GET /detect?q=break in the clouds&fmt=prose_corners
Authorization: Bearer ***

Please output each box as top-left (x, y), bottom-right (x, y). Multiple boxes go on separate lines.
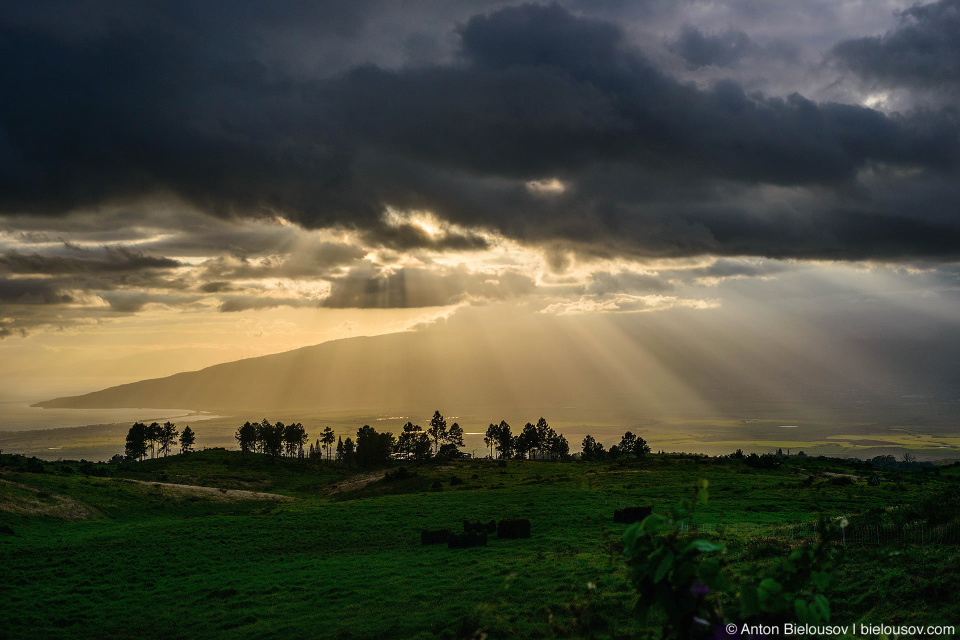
top-left (3, 0), bottom-right (960, 337)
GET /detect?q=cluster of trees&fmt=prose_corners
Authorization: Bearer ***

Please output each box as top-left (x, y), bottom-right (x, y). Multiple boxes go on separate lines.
top-left (235, 419), bottom-right (308, 458)
top-left (124, 422), bottom-right (195, 461)
top-left (327, 412), bottom-right (467, 468)
top-left (354, 412), bottom-right (465, 467)
top-left (483, 418), bottom-right (570, 460)
top-left (580, 431), bottom-right (651, 461)
top-left (308, 427), bottom-right (337, 461)
top-left (393, 411), bottom-right (464, 462)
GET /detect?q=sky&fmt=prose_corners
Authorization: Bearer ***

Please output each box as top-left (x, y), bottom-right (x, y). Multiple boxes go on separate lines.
top-left (2, 0), bottom-right (960, 405)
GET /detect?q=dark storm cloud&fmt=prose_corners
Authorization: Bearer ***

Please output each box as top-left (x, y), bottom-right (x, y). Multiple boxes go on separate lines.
top-left (1, 2), bottom-right (960, 261)
top-left (668, 26), bottom-right (755, 68)
top-left (0, 245), bottom-right (180, 274)
top-left (0, 278), bottom-right (74, 305)
top-left (831, 0), bottom-right (960, 91)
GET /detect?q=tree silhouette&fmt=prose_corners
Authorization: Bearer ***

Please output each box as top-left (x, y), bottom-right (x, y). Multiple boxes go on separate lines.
top-left (552, 433), bottom-right (570, 459)
top-left (619, 432), bottom-right (637, 457)
top-left (446, 422), bottom-right (464, 449)
top-left (146, 422), bottom-right (162, 458)
top-left (427, 411), bottom-right (447, 453)
top-left (494, 420), bottom-right (514, 459)
top-left (159, 422), bottom-right (179, 457)
top-left (282, 422), bottom-right (307, 458)
top-left (321, 427), bottom-right (335, 462)
top-left (179, 425), bottom-right (195, 454)
top-left (343, 437), bottom-right (356, 468)
top-left (235, 421), bottom-right (257, 456)
top-left (535, 417), bottom-right (551, 459)
top-left (125, 422), bottom-right (148, 461)
top-left (636, 436), bottom-right (651, 457)
top-left (616, 431), bottom-right (651, 458)
top-left (336, 437), bottom-right (344, 464)
top-left (581, 435), bottom-right (605, 461)
top-left (516, 422), bottom-right (539, 459)
top-left (484, 423), bottom-right (497, 458)
top-left (396, 422), bottom-right (431, 462)
top-left (356, 425), bottom-right (395, 467)
top-left (262, 420), bottom-right (284, 458)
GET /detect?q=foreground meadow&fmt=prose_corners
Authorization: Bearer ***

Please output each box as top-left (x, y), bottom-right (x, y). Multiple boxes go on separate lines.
top-left (2, 450), bottom-right (959, 639)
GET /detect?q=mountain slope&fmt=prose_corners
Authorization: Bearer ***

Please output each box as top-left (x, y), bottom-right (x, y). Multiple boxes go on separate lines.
top-left (34, 310), bottom-right (960, 420)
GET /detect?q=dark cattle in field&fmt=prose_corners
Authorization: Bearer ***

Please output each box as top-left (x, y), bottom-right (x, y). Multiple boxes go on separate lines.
top-left (463, 520), bottom-right (497, 534)
top-left (447, 531), bottom-right (487, 549)
top-left (614, 506), bottom-right (652, 524)
top-left (497, 518), bottom-right (531, 539)
top-left (421, 528), bottom-right (451, 545)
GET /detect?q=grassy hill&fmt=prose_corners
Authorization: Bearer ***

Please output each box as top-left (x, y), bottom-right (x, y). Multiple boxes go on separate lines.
top-left (2, 450), bottom-right (959, 639)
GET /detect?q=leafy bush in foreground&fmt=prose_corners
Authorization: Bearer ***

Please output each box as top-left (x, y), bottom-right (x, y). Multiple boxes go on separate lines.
top-left (623, 481), bottom-right (842, 639)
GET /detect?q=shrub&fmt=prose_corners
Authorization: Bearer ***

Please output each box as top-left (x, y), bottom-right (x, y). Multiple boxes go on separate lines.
top-left (622, 481), bottom-right (842, 638)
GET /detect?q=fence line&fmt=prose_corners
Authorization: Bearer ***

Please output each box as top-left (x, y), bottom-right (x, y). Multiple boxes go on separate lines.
top-left (672, 520), bottom-right (960, 546)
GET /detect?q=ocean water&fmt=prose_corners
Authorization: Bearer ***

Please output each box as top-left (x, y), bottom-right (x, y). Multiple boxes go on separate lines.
top-left (0, 377), bottom-right (211, 432)
top-left (0, 400), bottom-right (204, 432)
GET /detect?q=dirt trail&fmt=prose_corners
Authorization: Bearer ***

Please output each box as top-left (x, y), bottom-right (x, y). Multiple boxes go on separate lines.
top-left (326, 470), bottom-right (387, 495)
top-left (117, 478), bottom-right (293, 502)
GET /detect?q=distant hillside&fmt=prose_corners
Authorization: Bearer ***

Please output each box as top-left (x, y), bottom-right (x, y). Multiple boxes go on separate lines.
top-left (35, 327), bottom-right (645, 414)
top-left (35, 310), bottom-right (960, 420)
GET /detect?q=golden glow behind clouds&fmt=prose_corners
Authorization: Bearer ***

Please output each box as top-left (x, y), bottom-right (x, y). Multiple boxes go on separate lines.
top-left (3, 204), bottom-right (959, 408)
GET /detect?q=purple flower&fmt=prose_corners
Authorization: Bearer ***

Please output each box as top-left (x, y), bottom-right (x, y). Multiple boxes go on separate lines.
top-left (690, 580), bottom-right (711, 598)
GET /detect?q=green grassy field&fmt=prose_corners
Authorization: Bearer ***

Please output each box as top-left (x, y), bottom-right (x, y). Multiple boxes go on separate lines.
top-left (2, 450), bottom-right (959, 639)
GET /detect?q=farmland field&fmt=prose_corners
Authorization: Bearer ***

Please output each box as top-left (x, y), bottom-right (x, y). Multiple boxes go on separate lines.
top-left (2, 450), bottom-right (959, 639)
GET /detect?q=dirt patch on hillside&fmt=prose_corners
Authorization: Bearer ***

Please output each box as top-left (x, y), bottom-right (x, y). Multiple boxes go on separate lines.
top-left (822, 471), bottom-right (860, 481)
top-left (119, 479), bottom-right (293, 502)
top-left (326, 470), bottom-right (387, 495)
top-left (0, 479), bottom-right (100, 520)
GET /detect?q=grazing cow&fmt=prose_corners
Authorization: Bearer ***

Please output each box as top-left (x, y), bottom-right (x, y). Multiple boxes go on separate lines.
top-left (613, 506), bottom-right (653, 524)
top-left (447, 531), bottom-right (488, 549)
top-left (496, 518), bottom-right (531, 539)
top-left (421, 528), bottom-right (451, 545)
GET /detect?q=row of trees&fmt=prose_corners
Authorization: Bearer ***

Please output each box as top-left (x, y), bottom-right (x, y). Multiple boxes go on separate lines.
top-left (483, 418), bottom-right (570, 460)
top-left (123, 411), bottom-right (650, 468)
top-left (235, 419), bottom-right (308, 458)
top-left (125, 422), bottom-right (196, 461)
top-left (581, 431), bottom-right (651, 461)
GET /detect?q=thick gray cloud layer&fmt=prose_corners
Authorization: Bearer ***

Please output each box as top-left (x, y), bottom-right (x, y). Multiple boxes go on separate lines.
top-left (832, 0), bottom-right (960, 92)
top-left (0, 1), bottom-right (958, 263)
top-left (669, 26), bottom-right (756, 68)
